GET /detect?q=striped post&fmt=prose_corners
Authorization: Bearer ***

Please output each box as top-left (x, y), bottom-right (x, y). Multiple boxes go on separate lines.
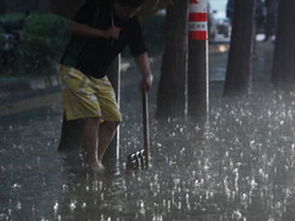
top-left (187, 0), bottom-right (209, 123)
top-left (189, 0), bottom-right (208, 40)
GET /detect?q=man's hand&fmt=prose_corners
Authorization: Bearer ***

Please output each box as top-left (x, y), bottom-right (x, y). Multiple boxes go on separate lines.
top-left (142, 74), bottom-right (153, 91)
top-left (104, 26), bottom-right (121, 39)
top-left (136, 53), bottom-right (153, 92)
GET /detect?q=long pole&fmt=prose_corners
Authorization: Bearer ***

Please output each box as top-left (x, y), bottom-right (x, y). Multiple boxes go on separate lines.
top-left (104, 55), bottom-right (121, 162)
top-left (142, 89), bottom-right (150, 168)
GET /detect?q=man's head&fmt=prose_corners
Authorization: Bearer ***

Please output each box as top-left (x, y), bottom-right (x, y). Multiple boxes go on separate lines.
top-left (113, 0), bottom-right (145, 20)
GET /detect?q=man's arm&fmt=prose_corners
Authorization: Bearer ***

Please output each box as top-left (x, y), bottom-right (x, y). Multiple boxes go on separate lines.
top-left (70, 21), bottom-right (121, 39)
top-left (135, 52), bottom-right (153, 91)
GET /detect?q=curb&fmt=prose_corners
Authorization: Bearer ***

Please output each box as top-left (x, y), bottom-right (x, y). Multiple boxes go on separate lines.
top-left (0, 75), bottom-right (62, 117)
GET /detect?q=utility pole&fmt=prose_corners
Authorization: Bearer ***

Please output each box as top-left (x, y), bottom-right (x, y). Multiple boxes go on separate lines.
top-left (187, 0), bottom-right (209, 124)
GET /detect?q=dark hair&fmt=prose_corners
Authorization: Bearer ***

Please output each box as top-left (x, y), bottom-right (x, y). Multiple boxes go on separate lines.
top-left (115, 0), bottom-right (145, 8)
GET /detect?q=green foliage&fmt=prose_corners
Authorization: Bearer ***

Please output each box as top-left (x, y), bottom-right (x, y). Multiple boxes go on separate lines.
top-left (0, 13), bottom-right (24, 23)
top-left (19, 13), bottom-right (71, 74)
top-left (0, 32), bottom-right (4, 58)
top-left (0, 12), bottom-right (70, 76)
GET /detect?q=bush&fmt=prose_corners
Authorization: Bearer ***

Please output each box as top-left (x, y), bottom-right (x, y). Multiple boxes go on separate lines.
top-left (0, 12), bottom-right (70, 76)
top-left (19, 13), bottom-right (70, 75)
top-left (0, 14), bottom-right (22, 73)
top-left (0, 13), bottom-right (24, 23)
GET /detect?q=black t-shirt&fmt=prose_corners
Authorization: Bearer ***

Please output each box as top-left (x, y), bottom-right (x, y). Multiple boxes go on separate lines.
top-left (61, 0), bottom-right (147, 78)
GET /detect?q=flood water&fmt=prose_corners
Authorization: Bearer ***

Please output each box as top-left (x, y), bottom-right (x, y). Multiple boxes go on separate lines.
top-left (2, 86), bottom-right (295, 221)
top-left (1, 43), bottom-right (295, 221)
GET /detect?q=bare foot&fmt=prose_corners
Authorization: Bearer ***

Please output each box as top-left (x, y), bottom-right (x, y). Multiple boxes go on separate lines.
top-left (88, 159), bottom-right (105, 173)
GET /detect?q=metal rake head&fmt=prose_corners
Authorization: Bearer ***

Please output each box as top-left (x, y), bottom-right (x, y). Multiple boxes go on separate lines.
top-left (126, 149), bottom-right (147, 170)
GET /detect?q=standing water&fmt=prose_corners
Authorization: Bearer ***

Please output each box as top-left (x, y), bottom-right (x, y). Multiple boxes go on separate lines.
top-left (2, 84), bottom-right (295, 220)
top-left (1, 10), bottom-right (295, 220)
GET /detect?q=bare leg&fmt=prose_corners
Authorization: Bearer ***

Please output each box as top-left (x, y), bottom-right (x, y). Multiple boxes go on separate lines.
top-left (83, 118), bottom-right (105, 172)
top-left (97, 121), bottom-right (120, 162)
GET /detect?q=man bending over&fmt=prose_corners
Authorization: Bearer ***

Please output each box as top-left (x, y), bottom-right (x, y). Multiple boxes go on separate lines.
top-left (59, 0), bottom-right (153, 172)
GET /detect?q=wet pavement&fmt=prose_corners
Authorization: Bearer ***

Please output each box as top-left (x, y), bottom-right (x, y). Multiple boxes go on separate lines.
top-left (1, 41), bottom-right (295, 221)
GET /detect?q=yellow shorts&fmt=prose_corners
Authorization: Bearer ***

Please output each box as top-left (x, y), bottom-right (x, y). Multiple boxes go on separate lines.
top-left (59, 65), bottom-right (122, 122)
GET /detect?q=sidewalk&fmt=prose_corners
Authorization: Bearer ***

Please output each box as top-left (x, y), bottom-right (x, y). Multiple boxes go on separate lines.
top-left (0, 74), bottom-right (61, 117)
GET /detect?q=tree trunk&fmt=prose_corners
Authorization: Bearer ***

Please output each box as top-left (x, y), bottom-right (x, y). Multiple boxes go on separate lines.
top-left (57, 115), bottom-right (84, 152)
top-left (223, 0), bottom-right (256, 96)
top-left (156, 0), bottom-right (188, 120)
top-left (271, 0), bottom-right (295, 89)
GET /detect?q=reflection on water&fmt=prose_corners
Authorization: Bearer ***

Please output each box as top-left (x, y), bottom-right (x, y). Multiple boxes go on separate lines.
top-left (1, 90), bottom-right (295, 221)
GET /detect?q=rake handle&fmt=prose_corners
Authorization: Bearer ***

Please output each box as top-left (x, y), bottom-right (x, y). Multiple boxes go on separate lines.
top-left (142, 89), bottom-right (150, 168)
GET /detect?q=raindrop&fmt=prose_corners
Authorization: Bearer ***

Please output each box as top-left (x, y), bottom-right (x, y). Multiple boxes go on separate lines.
top-left (250, 140), bottom-right (255, 148)
top-left (12, 183), bottom-right (21, 190)
top-left (69, 200), bottom-right (77, 211)
top-left (178, 201), bottom-right (182, 210)
top-left (241, 193), bottom-right (247, 201)
top-left (62, 184), bottom-right (68, 192)
top-left (53, 201), bottom-right (59, 212)
top-left (16, 201), bottom-right (22, 210)
top-left (139, 200), bottom-right (146, 215)
top-left (275, 201), bottom-right (282, 210)
top-left (156, 143), bottom-right (162, 147)
top-left (232, 209), bottom-right (243, 220)
top-left (180, 147), bottom-right (185, 156)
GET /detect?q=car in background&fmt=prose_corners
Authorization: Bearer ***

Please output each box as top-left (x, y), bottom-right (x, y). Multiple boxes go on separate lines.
top-left (208, 8), bottom-right (232, 41)
top-left (216, 17), bottom-right (231, 38)
top-left (208, 4), bottom-right (218, 41)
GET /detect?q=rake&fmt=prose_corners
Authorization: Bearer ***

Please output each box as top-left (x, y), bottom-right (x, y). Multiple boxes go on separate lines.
top-left (126, 89), bottom-right (150, 170)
